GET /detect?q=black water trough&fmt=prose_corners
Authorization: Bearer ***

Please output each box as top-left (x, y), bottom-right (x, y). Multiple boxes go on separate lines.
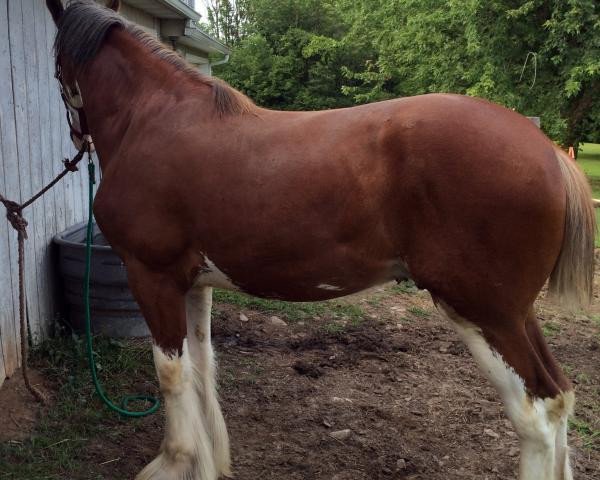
top-left (54, 222), bottom-right (149, 337)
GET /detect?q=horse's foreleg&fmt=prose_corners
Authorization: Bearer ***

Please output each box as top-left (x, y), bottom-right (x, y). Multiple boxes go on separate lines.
top-left (127, 264), bottom-right (217, 480)
top-left (186, 286), bottom-right (231, 477)
top-left (436, 301), bottom-right (574, 480)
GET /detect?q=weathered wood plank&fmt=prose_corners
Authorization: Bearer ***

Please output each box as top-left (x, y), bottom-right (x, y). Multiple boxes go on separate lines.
top-left (42, 3), bottom-right (67, 335)
top-left (9, 0), bottom-right (41, 352)
top-left (21, 0), bottom-right (48, 341)
top-left (1, 0), bottom-right (23, 376)
top-left (0, 0), bottom-right (15, 383)
top-left (33, 0), bottom-right (56, 338)
top-left (60, 84), bottom-right (77, 228)
top-left (44, 9), bottom-right (68, 235)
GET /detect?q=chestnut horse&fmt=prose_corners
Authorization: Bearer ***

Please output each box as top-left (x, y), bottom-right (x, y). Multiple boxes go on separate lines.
top-left (46, 2), bottom-right (595, 479)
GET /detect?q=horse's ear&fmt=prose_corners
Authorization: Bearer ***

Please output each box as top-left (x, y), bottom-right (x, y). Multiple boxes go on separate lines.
top-left (106, 0), bottom-right (121, 12)
top-left (46, 0), bottom-right (64, 25)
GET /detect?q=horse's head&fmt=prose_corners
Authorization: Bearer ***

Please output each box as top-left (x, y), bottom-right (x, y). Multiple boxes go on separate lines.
top-left (46, 0), bottom-right (121, 152)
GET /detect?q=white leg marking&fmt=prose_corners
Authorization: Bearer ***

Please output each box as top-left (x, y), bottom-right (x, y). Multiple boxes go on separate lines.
top-left (554, 391), bottom-right (574, 480)
top-left (194, 255), bottom-right (239, 290)
top-left (136, 339), bottom-right (217, 480)
top-left (437, 303), bottom-right (573, 480)
top-left (317, 284), bottom-right (343, 291)
top-left (186, 287), bottom-right (231, 477)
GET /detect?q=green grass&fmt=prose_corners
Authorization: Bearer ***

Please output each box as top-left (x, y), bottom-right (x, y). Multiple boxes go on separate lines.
top-left (569, 417), bottom-right (600, 451)
top-left (0, 335), bottom-right (158, 479)
top-left (577, 143), bottom-right (600, 247)
top-left (407, 306), bottom-right (430, 318)
top-left (541, 320), bottom-right (561, 337)
top-left (388, 280), bottom-right (419, 295)
top-left (577, 142), bottom-right (600, 175)
top-left (213, 289), bottom-right (364, 322)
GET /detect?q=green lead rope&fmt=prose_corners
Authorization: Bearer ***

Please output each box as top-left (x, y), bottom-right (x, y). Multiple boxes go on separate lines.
top-left (84, 159), bottom-right (160, 417)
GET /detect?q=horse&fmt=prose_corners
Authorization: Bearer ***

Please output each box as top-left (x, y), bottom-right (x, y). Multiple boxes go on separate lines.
top-left (45, 2), bottom-right (595, 479)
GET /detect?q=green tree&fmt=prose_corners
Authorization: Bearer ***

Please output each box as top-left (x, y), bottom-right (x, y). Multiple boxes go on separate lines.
top-left (341, 0), bottom-right (599, 146)
top-left (206, 0), bottom-right (599, 145)
top-left (210, 0), bottom-right (368, 110)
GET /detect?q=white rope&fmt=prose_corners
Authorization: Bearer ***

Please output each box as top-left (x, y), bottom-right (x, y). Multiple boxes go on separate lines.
top-left (519, 51), bottom-right (537, 90)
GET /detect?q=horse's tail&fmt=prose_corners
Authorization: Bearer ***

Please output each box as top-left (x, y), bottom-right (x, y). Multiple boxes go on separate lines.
top-left (548, 148), bottom-right (596, 307)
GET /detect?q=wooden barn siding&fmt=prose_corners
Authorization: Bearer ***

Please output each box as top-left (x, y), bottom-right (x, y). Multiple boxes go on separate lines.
top-left (0, 1), bottom-right (93, 387)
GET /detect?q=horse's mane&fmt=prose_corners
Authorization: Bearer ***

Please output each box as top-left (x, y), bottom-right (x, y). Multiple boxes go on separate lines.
top-left (54, 0), bottom-right (254, 116)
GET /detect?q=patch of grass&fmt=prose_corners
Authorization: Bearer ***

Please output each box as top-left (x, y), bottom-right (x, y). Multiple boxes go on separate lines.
top-left (236, 358), bottom-right (264, 385)
top-left (0, 334), bottom-right (158, 479)
top-left (366, 298), bottom-right (381, 307)
top-left (569, 417), bottom-right (600, 451)
top-left (407, 306), bottom-right (430, 318)
top-left (213, 289), bottom-right (364, 322)
top-left (322, 322), bottom-right (346, 335)
top-left (575, 372), bottom-right (591, 385)
top-left (577, 143), bottom-right (600, 247)
top-left (578, 142), bottom-right (600, 167)
top-left (542, 321), bottom-right (561, 337)
top-left (389, 280), bottom-right (419, 295)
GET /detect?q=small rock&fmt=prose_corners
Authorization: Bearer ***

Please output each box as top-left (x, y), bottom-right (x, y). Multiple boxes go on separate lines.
top-left (329, 429), bottom-right (352, 440)
top-left (239, 313), bottom-right (249, 322)
top-left (396, 459), bottom-right (407, 470)
top-left (331, 397), bottom-right (353, 404)
top-left (508, 447), bottom-right (519, 457)
top-left (323, 418), bottom-right (332, 428)
top-left (270, 316), bottom-right (287, 327)
top-left (484, 428), bottom-right (500, 439)
top-left (390, 306), bottom-right (406, 312)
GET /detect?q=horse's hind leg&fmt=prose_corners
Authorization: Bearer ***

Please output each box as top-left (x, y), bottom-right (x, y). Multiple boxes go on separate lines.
top-left (185, 286), bottom-right (231, 477)
top-left (525, 312), bottom-right (574, 480)
top-left (127, 263), bottom-right (217, 480)
top-left (436, 301), bottom-right (574, 480)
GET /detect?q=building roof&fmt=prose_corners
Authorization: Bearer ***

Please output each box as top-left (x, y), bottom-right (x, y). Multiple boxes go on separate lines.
top-left (125, 0), bottom-right (199, 21)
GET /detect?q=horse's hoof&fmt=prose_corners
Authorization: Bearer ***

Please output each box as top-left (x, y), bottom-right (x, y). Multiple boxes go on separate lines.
top-left (218, 465), bottom-right (234, 478)
top-left (135, 451), bottom-right (217, 480)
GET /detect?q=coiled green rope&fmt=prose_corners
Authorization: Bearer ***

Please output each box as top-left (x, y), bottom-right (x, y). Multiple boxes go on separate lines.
top-left (84, 158), bottom-right (160, 417)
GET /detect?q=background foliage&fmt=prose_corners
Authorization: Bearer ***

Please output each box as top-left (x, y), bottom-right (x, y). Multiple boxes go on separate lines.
top-left (204, 0), bottom-right (599, 147)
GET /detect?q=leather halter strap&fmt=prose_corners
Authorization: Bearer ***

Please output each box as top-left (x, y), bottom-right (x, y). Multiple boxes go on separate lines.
top-left (55, 65), bottom-right (95, 151)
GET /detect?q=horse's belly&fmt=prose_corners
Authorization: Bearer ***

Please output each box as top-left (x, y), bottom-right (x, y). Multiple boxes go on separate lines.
top-left (193, 252), bottom-right (410, 302)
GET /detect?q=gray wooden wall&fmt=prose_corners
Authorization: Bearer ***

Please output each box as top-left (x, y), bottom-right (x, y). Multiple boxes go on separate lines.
top-left (0, 0), bottom-right (91, 387)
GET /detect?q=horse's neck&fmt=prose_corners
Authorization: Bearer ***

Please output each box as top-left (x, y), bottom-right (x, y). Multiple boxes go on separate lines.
top-left (77, 30), bottom-right (212, 170)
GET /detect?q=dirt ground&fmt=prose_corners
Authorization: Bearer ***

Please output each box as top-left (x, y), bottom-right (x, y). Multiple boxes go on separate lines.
top-left (1, 277), bottom-right (599, 479)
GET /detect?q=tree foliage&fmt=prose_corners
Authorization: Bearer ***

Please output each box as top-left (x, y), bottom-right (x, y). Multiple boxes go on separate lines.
top-left (206, 0), bottom-right (599, 145)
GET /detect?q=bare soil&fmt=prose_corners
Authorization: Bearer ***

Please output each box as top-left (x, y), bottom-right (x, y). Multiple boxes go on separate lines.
top-left (0, 370), bottom-right (46, 443)
top-left (1, 281), bottom-right (599, 479)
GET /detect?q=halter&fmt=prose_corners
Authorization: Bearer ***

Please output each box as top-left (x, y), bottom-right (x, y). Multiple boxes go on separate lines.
top-left (55, 64), bottom-right (95, 152)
